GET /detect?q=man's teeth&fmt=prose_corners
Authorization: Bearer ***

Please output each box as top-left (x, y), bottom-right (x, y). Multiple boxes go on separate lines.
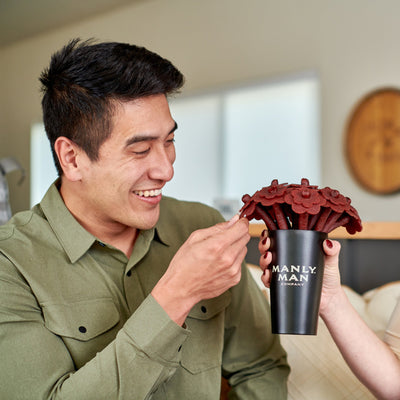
top-left (135, 189), bottom-right (162, 197)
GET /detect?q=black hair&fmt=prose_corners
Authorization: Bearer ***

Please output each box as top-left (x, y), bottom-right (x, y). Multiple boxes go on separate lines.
top-left (39, 38), bottom-right (185, 175)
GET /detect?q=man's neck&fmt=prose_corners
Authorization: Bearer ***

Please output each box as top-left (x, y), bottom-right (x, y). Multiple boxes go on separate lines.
top-left (59, 181), bottom-right (138, 258)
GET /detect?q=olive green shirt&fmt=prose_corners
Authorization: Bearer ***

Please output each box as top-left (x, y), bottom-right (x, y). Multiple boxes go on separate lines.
top-left (0, 183), bottom-right (289, 399)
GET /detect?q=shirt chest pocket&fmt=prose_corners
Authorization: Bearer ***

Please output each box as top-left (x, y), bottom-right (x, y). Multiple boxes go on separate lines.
top-left (180, 292), bottom-right (231, 374)
top-left (42, 298), bottom-right (120, 341)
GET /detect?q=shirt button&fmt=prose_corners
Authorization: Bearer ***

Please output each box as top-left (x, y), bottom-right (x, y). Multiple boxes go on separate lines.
top-left (201, 306), bottom-right (207, 313)
top-left (79, 326), bottom-right (87, 333)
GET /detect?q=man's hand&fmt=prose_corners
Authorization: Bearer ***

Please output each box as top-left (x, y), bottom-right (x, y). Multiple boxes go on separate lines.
top-left (258, 230), bottom-right (342, 315)
top-left (151, 215), bottom-right (250, 325)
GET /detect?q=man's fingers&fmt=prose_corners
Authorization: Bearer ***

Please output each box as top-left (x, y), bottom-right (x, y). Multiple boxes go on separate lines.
top-left (196, 215), bottom-right (247, 240)
top-left (205, 217), bottom-right (250, 248)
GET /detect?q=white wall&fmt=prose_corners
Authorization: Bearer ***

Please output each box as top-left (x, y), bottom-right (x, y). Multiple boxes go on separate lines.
top-left (1, 0), bottom-right (400, 221)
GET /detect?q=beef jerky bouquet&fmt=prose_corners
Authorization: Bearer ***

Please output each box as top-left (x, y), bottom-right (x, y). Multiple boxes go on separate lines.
top-left (239, 178), bottom-right (362, 234)
top-left (240, 178), bottom-right (362, 335)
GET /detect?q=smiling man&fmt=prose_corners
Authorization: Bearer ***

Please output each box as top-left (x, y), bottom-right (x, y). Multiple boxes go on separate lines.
top-left (0, 39), bottom-right (289, 399)
top-left (57, 94), bottom-right (177, 256)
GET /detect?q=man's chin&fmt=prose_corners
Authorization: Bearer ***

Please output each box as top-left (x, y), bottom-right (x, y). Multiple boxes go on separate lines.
top-left (130, 209), bottom-right (160, 231)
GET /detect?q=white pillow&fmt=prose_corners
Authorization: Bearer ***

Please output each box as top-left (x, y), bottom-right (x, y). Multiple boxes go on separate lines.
top-left (363, 282), bottom-right (400, 337)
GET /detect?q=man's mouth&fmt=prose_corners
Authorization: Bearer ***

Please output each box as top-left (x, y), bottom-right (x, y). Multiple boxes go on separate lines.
top-left (133, 189), bottom-right (162, 198)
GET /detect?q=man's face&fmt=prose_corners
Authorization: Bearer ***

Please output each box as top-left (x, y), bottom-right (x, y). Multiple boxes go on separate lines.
top-left (76, 94), bottom-right (176, 232)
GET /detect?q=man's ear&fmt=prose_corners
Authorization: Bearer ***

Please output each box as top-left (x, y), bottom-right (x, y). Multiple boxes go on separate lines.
top-left (54, 137), bottom-right (85, 181)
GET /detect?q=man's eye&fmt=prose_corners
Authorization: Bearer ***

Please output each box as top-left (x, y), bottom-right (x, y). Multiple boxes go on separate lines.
top-left (132, 148), bottom-right (150, 155)
top-left (166, 133), bottom-right (175, 145)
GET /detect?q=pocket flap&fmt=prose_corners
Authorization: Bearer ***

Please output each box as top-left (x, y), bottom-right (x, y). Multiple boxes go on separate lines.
top-left (181, 292), bottom-right (231, 374)
top-left (42, 298), bottom-right (120, 341)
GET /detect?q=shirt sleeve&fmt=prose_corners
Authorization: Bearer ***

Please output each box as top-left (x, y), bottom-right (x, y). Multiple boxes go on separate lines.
top-left (222, 262), bottom-right (290, 399)
top-left (0, 255), bottom-right (189, 400)
top-left (384, 297), bottom-right (400, 359)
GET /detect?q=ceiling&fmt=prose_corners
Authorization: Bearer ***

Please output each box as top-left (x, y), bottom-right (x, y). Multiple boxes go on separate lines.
top-left (0, 0), bottom-right (145, 48)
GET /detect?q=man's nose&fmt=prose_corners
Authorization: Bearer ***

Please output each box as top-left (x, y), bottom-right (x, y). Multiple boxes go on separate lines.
top-left (149, 147), bottom-right (175, 182)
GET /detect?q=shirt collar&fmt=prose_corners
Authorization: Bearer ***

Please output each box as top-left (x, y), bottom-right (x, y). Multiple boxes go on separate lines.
top-left (40, 180), bottom-right (97, 263)
top-left (40, 181), bottom-right (171, 262)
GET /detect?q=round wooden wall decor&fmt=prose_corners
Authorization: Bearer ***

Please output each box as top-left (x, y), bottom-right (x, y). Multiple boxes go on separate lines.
top-left (345, 87), bottom-right (400, 194)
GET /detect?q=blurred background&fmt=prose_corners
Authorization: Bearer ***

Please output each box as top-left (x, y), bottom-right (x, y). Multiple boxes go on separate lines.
top-left (1, 0), bottom-right (400, 222)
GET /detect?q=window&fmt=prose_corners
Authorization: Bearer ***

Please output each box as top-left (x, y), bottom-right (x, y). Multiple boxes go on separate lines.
top-left (167, 72), bottom-right (320, 218)
top-left (30, 123), bottom-right (57, 207)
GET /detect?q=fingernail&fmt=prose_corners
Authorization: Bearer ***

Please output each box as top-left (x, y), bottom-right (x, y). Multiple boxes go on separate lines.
top-left (326, 239), bottom-right (333, 248)
top-left (227, 214), bottom-right (240, 226)
top-left (263, 251), bottom-right (269, 259)
top-left (229, 213), bottom-right (239, 222)
top-left (261, 229), bottom-right (267, 238)
top-left (262, 237), bottom-right (268, 245)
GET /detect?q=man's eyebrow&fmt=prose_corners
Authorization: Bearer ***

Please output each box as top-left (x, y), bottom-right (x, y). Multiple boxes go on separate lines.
top-left (124, 121), bottom-right (178, 147)
top-left (171, 121), bottom-right (178, 133)
top-left (169, 121), bottom-right (178, 135)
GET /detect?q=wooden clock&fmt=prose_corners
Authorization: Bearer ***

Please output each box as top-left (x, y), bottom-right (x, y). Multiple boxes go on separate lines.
top-left (345, 88), bottom-right (400, 194)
